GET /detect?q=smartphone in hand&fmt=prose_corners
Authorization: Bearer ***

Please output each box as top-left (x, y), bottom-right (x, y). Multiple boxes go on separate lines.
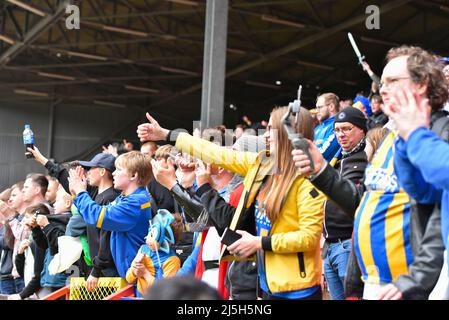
top-left (220, 228), bottom-right (242, 246)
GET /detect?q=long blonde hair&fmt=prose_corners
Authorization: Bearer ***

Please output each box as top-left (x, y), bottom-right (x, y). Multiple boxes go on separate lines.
top-left (258, 106), bottom-right (314, 223)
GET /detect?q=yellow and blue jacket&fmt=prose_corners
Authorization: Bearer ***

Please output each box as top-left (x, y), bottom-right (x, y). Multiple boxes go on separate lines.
top-left (354, 131), bottom-right (412, 284)
top-left (174, 132), bottom-right (325, 294)
top-left (126, 244), bottom-right (180, 295)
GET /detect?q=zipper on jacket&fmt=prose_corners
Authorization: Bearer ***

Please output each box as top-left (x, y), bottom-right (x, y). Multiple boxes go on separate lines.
top-left (323, 158), bottom-right (345, 241)
top-left (323, 199), bottom-right (329, 239)
top-left (228, 261), bottom-right (234, 299)
top-left (298, 252), bottom-right (306, 278)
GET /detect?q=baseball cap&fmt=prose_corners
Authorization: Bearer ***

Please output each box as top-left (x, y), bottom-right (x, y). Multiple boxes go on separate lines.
top-left (79, 153), bottom-right (116, 172)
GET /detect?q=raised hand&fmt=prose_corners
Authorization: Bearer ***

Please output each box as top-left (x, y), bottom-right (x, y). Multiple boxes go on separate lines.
top-left (151, 158), bottom-right (177, 190)
top-left (195, 160), bottom-right (211, 188)
top-left (291, 140), bottom-right (325, 176)
top-left (26, 145), bottom-right (48, 166)
top-left (36, 214), bottom-right (50, 228)
top-left (18, 239), bottom-right (30, 254)
top-left (123, 139), bottom-right (134, 152)
top-left (24, 214), bottom-right (37, 229)
top-left (68, 166), bottom-right (88, 196)
top-left (382, 85), bottom-right (430, 141)
top-left (0, 200), bottom-right (15, 221)
top-left (361, 61), bottom-right (373, 76)
top-left (136, 113), bottom-right (170, 142)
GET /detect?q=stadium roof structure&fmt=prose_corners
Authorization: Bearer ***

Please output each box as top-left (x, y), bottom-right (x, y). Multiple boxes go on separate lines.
top-left (0, 0), bottom-right (448, 126)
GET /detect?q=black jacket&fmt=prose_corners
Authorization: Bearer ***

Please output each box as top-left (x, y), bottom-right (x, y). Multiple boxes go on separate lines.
top-left (39, 213), bottom-right (72, 256)
top-left (45, 160), bottom-right (118, 278)
top-left (0, 225), bottom-right (14, 280)
top-left (394, 202), bottom-right (444, 299)
top-left (225, 260), bottom-right (258, 300)
top-left (169, 183), bottom-right (208, 231)
top-left (147, 179), bottom-right (176, 213)
top-left (195, 183), bottom-right (256, 237)
top-left (367, 110), bottom-right (388, 130)
top-left (195, 183), bottom-right (258, 300)
top-left (86, 187), bottom-right (119, 278)
top-left (323, 149), bottom-right (367, 241)
top-left (16, 229), bottom-right (46, 299)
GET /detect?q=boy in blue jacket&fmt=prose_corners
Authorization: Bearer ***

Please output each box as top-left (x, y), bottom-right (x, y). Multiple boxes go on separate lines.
top-left (68, 151), bottom-right (153, 278)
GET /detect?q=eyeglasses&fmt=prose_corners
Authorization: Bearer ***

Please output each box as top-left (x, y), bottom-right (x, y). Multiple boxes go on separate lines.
top-left (379, 76), bottom-right (411, 90)
top-left (334, 126), bottom-right (354, 135)
top-left (316, 103), bottom-right (330, 109)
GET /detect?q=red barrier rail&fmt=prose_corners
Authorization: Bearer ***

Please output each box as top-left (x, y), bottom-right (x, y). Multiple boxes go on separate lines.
top-left (42, 286), bottom-right (70, 300)
top-left (104, 284), bottom-right (135, 300)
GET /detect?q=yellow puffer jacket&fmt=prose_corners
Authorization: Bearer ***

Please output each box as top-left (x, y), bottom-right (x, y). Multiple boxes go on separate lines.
top-left (175, 132), bottom-right (325, 294)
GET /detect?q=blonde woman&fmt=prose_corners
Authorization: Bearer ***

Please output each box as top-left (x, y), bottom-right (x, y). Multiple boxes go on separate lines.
top-left (137, 107), bottom-right (325, 300)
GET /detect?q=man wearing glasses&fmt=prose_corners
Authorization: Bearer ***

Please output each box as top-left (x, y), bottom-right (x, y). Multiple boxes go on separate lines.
top-left (321, 107), bottom-right (368, 300)
top-left (293, 46), bottom-right (448, 300)
top-left (314, 93), bottom-right (341, 162)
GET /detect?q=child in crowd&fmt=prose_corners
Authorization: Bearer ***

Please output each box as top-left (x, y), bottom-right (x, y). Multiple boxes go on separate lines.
top-left (126, 209), bottom-right (183, 296)
top-left (68, 151), bottom-right (153, 279)
top-left (12, 203), bottom-right (69, 299)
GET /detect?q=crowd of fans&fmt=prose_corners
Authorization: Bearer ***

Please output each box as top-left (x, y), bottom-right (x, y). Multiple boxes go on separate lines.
top-left (0, 45), bottom-right (448, 300)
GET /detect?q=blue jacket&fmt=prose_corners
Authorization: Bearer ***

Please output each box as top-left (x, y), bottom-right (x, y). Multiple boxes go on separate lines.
top-left (177, 240), bottom-right (200, 276)
top-left (394, 128), bottom-right (449, 271)
top-left (73, 187), bottom-right (152, 278)
top-left (314, 116), bottom-right (341, 162)
top-left (40, 248), bottom-right (68, 288)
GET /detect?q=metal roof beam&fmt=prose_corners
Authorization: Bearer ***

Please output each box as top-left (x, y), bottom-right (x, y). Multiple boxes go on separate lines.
top-left (0, 0), bottom-right (71, 67)
top-left (148, 0), bottom-right (411, 109)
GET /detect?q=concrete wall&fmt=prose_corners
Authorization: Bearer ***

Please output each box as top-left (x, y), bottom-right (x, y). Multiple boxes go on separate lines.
top-left (0, 101), bottom-right (139, 191)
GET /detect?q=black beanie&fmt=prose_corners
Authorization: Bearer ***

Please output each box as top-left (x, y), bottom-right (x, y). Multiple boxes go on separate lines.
top-left (334, 107), bottom-right (367, 133)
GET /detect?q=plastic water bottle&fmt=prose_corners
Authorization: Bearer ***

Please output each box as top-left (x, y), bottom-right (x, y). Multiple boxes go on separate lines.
top-left (23, 124), bottom-right (35, 159)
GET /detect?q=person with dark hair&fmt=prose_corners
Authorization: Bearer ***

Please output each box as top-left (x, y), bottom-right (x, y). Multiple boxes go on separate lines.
top-left (28, 147), bottom-right (120, 283)
top-left (22, 174), bottom-right (52, 213)
top-left (367, 95), bottom-right (388, 130)
top-left (321, 107), bottom-right (368, 300)
top-left (103, 141), bottom-right (130, 157)
top-left (443, 63), bottom-right (449, 112)
top-left (143, 275), bottom-right (221, 300)
top-left (9, 203), bottom-right (68, 300)
top-left (77, 153), bottom-right (120, 291)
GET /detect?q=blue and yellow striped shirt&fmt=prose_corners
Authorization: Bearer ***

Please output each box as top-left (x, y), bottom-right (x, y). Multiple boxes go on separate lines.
top-left (354, 132), bottom-right (412, 284)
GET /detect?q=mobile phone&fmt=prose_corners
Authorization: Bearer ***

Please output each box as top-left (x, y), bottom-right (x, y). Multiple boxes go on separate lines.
top-left (220, 228), bottom-right (242, 246)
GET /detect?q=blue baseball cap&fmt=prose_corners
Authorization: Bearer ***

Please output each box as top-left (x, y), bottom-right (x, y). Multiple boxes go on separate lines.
top-left (79, 153), bottom-right (116, 172)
